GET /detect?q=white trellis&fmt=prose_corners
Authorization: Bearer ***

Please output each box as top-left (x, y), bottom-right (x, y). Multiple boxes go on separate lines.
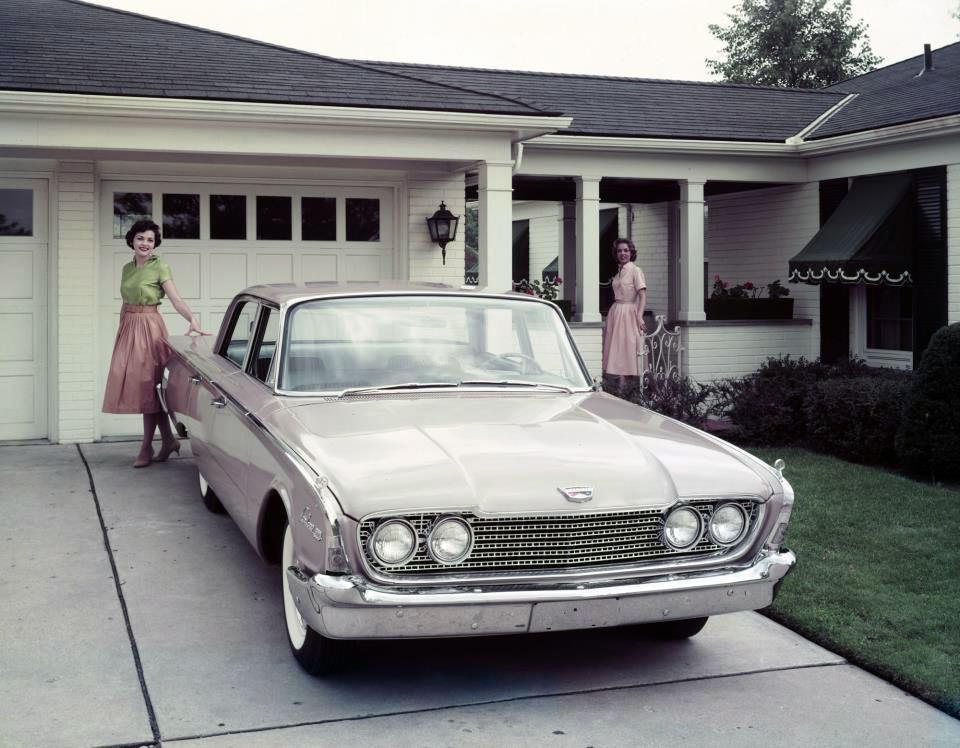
top-left (640, 315), bottom-right (683, 390)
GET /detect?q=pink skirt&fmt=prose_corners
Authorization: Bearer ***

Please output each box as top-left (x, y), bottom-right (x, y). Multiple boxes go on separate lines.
top-left (102, 304), bottom-right (172, 414)
top-left (603, 301), bottom-right (645, 376)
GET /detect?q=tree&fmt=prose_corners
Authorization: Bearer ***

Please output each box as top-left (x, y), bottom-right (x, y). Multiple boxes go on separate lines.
top-left (707, 0), bottom-right (881, 88)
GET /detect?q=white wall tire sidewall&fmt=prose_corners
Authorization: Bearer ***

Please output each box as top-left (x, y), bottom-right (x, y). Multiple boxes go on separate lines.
top-left (282, 524), bottom-right (308, 650)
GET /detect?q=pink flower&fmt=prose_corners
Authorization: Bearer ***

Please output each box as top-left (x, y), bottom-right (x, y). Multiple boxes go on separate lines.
top-left (743, 282), bottom-right (754, 290)
top-left (555, 277), bottom-right (563, 284)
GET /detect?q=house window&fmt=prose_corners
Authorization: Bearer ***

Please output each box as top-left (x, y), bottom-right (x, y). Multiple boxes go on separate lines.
top-left (113, 192), bottom-right (152, 238)
top-left (345, 198), bottom-right (380, 241)
top-left (162, 193), bottom-right (200, 239)
top-left (866, 285), bottom-right (912, 352)
top-left (256, 196), bottom-right (292, 240)
top-left (0, 189), bottom-right (33, 236)
top-left (210, 194), bottom-right (246, 240)
top-left (301, 197), bottom-right (336, 241)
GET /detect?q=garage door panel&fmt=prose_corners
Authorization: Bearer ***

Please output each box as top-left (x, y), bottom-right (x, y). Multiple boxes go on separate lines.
top-left (343, 253), bottom-right (383, 282)
top-left (255, 253), bottom-right (294, 284)
top-left (301, 253), bottom-right (338, 281)
top-left (0, 250), bottom-right (34, 298)
top-left (0, 375), bottom-right (34, 424)
top-left (163, 252), bottom-right (201, 299)
top-left (0, 313), bottom-right (34, 361)
top-left (210, 254), bottom-right (248, 299)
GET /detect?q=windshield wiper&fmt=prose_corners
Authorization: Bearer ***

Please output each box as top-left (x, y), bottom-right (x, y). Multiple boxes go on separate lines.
top-left (459, 379), bottom-right (574, 393)
top-left (338, 382), bottom-right (459, 399)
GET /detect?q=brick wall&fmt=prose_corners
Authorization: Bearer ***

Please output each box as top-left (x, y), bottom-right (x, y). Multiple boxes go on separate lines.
top-left (948, 164), bottom-right (960, 324)
top-left (56, 161), bottom-right (98, 442)
top-left (407, 173), bottom-right (467, 286)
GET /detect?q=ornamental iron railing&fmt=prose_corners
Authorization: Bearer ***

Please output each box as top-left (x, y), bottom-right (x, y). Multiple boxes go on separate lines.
top-left (640, 314), bottom-right (683, 391)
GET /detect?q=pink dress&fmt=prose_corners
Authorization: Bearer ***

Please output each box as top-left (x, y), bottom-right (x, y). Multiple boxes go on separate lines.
top-left (603, 262), bottom-right (647, 376)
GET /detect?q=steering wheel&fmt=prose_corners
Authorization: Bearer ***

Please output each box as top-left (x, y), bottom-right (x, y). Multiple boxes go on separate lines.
top-left (480, 351), bottom-right (542, 375)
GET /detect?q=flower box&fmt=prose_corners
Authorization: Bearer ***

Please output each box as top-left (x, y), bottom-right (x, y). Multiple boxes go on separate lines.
top-left (704, 298), bottom-right (794, 320)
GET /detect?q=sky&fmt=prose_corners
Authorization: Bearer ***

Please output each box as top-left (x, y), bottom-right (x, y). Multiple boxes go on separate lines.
top-left (88, 0), bottom-right (960, 82)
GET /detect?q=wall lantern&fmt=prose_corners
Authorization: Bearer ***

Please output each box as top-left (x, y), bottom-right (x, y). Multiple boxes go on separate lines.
top-left (425, 201), bottom-right (459, 265)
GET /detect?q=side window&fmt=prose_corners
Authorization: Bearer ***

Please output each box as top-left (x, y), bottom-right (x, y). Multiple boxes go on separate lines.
top-left (220, 300), bottom-right (257, 368)
top-left (248, 307), bottom-right (280, 384)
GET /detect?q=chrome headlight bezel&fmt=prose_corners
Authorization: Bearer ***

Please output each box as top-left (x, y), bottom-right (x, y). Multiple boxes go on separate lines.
top-left (368, 519), bottom-right (418, 567)
top-left (708, 502), bottom-right (747, 546)
top-left (427, 516), bottom-right (474, 565)
top-left (663, 506), bottom-right (703, 550)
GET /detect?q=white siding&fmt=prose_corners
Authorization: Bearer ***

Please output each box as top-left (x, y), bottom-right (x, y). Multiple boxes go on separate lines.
top-left (948, 164), bottom-right (960, 325)
top-left (570, 324), bottom-right (602, 380)
top-left (407, 173), bottom-right (466, 286)
top-left (684, 323), bottom-right (815, 382)
top-left (56, 161), bottom-right (98, 442)
top-left (630, 202), bottom-right (669, 318)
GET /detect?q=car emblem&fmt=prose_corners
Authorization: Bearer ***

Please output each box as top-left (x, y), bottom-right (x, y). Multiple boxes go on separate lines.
top-left (558, 486), bottom-right (594, 503)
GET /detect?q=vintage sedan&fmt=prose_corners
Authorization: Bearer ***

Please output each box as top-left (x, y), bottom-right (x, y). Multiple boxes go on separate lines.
top-left (160, 282), bottom-right (796, 675)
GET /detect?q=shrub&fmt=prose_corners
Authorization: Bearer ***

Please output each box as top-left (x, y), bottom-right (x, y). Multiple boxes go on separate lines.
top-left (896, 323), bottom-right (960, 481)
top-left (621, 375), bottom-right (716, 430)
top-left (804, 375), bottom-right (912, 464)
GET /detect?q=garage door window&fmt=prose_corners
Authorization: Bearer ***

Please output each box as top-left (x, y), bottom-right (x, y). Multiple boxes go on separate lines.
top-left (302, 197), bottom-right (336, 241)
top-left (256, 196), bottom-right (292, 240)
top-left (210, 194), bottom-right (246, 240)
top-left (162, 193), bottom-right (200, 239)
top-left (113, 192), bottom-right (152, 238)
top-left (346, 198), bottom-right (380, 241)
top-left (0, 189), bottom-right (33, 236)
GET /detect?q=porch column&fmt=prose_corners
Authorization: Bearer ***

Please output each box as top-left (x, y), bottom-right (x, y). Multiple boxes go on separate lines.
top-left (561, 201), bottom-right (576, 301)
top-left (679, 179), bottom-right (707, 322)
top-left (575, 176), bottom-right (601, 323)
top-left (477, 161), bottom-right (513, 291)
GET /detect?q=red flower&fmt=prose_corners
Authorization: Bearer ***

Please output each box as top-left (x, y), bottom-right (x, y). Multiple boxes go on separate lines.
top-left (743, 282), bottom-right (754, 290)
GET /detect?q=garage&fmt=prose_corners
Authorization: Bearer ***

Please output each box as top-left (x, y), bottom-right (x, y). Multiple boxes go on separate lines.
top-left (0, 179), bottom-right (48, 441)
top-left (98, 180), bottom-right (397, 436)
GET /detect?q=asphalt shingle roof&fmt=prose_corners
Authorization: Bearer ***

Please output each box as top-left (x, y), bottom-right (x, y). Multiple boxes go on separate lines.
top-left (362, 61), bottom-right (847, 142)
top-left (809, 41), bottom-right (960, 139)
top-left (0, 0), bottom-right (554, 116)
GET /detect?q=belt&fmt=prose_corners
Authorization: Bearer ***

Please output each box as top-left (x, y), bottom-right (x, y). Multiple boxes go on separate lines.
top-left (122, 303), bottom-right (160, 313)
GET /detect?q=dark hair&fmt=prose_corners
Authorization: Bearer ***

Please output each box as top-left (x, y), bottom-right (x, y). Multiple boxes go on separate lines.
top-left (612, 237), bottom-right (636, 261)
top-left (125, 220), bottom-right (162, 249)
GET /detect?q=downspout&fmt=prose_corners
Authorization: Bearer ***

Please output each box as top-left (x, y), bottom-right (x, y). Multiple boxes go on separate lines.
top-left (512, 141), bottom-right (524, 174)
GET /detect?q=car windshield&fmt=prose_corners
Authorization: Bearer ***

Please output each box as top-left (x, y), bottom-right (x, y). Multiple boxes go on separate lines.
top-left (280, 295), bottom-right (591, 393)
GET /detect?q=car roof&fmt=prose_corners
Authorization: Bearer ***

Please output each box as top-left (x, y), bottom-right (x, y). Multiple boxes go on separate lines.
top-left (241, 281), bottom-right (519, 306)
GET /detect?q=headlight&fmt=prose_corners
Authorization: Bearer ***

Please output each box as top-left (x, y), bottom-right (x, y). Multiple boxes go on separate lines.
top-left (709, 503), bottom-right (747, 545)
top-left (369, 520), bottom-right (417, 566)
top-left (663, 506), bottom-right (702, 550)
top-left (427, 517), bottom-right (473, 564)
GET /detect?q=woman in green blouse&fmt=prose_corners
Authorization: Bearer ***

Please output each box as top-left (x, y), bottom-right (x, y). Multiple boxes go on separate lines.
top-left (102, 220), bottom-right (205, 467)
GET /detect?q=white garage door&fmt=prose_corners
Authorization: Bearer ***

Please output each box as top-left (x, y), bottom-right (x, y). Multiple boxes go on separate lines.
top-left (99, 181), bottom-right (396, 436)
top-left (0, 179), bottom-right (47, 441)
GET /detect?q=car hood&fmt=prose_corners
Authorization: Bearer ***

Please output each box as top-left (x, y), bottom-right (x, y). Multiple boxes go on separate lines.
top-left (267, 392), bottom-right (777, 518)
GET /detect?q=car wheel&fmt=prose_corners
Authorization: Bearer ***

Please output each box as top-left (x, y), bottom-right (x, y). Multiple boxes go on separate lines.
top-left (198, 472), bottom-right (225, 514)
top-left (281, 521), bottom-right (346, 675)
top-left (645, 616), bottom-right (709, 639)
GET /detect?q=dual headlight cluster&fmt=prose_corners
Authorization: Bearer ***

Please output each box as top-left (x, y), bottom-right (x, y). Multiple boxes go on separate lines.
top-left (369, 516), bottom-right (473, 567)
top-left (662, 503), bottom-right (747, 551)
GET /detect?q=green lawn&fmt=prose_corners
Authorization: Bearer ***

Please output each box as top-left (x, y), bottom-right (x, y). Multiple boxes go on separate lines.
top-left (752, 447), bottom-right (960, 718)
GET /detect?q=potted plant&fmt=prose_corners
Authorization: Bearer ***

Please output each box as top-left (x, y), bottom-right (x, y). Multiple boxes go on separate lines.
top-left (516, 277), bottom-right (572, 320)
top-left (705, 276), bottom-right (794, 320)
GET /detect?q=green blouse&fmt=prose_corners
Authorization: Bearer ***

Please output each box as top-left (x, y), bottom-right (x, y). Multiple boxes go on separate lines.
top-left (120, 256), bottom-right (172, 306)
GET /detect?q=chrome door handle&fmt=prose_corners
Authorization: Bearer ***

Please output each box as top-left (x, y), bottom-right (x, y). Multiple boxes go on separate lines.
top-left (211, 396), bottom-right (226, 408)
top-left (190, 375), bottom-right (202, 385)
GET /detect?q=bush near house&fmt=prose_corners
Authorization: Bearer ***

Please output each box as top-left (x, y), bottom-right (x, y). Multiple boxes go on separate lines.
top-left (896, 323), bottom-right (960, 481)
top-left (621, 375), bottom-right (715, 430)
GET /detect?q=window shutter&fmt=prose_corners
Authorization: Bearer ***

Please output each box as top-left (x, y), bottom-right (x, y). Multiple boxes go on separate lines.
top-left (819, 179), bottom-right (850, 363)
top-left (912, 168), bottom-right (947, 367)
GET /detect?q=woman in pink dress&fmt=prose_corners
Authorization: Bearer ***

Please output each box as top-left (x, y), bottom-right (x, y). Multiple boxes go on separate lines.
top-left (102, 220), bottom-right (206, 467)
top-left (602, 238), bottom-right (647, 393)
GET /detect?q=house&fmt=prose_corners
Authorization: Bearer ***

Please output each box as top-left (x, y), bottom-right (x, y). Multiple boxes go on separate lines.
top-left (1, 0), bottom-right (957, 443)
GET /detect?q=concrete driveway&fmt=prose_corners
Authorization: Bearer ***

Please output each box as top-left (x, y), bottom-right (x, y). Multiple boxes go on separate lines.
top-left (2, 441), bottom-right (958, 747)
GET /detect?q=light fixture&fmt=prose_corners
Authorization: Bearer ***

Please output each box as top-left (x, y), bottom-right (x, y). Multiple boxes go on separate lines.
top-left (425, 201), bottom-right (459, 265)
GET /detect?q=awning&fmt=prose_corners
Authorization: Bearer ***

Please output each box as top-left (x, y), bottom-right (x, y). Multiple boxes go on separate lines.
top-left (788, 172), bottom-right (913, 286)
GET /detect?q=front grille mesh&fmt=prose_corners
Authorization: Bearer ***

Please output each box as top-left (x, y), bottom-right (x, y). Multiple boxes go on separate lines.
top-left (358, 500), bottom-right (760, 577)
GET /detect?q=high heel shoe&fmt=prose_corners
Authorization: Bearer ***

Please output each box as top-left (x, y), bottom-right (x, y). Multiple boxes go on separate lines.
top-left (133, 447), bottom-right (154, 468)
top-left (155, 439), bottom-right (181, 463)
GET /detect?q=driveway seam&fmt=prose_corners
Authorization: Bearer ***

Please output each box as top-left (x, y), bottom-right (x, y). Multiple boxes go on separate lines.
top-left (77, 444), bottom-right (162, 745)
top-left (160, 660), bottom-right (848, 743)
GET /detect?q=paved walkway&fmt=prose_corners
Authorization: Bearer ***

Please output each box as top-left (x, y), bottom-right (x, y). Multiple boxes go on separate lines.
top-left (2, 442), bottom-right (958, 747)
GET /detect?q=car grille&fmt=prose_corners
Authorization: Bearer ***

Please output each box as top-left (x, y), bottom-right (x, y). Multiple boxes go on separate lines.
top-left (357, 499), bottom-right (761, 578)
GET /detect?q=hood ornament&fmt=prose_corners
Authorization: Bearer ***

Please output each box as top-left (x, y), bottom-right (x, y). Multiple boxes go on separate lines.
top-left (558, 486), bottom-right (594, 503)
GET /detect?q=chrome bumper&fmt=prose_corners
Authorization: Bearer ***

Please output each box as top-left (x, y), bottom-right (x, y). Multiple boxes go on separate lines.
top-left (286, 549), bottom-right (795, 639)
